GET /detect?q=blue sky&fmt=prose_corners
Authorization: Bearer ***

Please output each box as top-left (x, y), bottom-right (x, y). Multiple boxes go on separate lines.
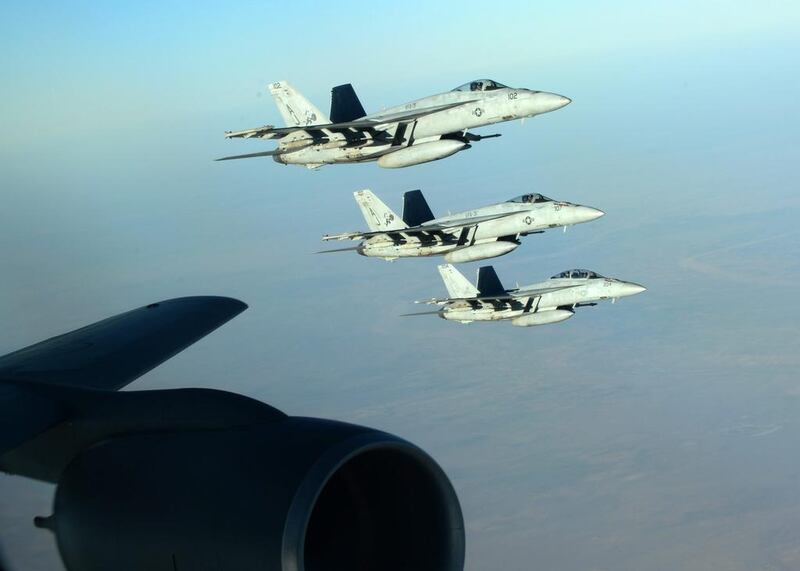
top-left (1, 2), bottom-right (800, 569)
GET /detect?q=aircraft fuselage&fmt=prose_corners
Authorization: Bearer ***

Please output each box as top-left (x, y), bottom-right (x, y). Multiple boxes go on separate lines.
top-left (442, 277), bottom-right (646, 324)
top-left (275, 87), bottom-right (569, 167)
top-left (360, 200), bottom-right (600, 262)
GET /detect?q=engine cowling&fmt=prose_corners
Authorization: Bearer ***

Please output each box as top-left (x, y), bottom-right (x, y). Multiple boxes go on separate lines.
top-left (49, 416), bottom-right (464, 571)
top-left (511, 309), bottom-right (574, 327)
top-left (444, 241), bottom-right (519, 263)
top-left (377, 140), bottom-right (468, 168)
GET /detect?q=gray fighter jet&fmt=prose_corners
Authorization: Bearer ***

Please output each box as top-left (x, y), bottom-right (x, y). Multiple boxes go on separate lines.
top-left (322, 189), bottom-right (603, 263)
top-left (413, 265), bottom-right (646, 326)
top-left (218, 79), bottom-right (570, 168)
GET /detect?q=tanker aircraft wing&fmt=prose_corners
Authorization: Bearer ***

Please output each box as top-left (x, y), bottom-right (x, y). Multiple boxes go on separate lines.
top-left (322, 212), bottom-right (520, 241)
top-left (0, 296), bottom-right (467, 571)
top-left (0, 296), bottom-right (246, 456)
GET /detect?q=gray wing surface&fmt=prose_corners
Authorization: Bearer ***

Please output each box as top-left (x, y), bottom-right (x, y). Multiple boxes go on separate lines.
top-left (323, 212), bottom-right (518, 241)
top-left (416, 212), bottom-right (519, 231)
top-left (0, 296), bottom-right (246, 391)
top-left (418, 285), bottom-right (574, 305)
top-left (225, 101), bottom-right (475, 140)
top-left (215, 149), bottom-right (285, 161)
top-left (0, 296), bottom-right (246, 456)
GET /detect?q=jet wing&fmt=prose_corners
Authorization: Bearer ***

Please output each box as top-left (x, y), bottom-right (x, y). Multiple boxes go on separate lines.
top-left (512, 284), bottom-right (580, 297)
top-left (361, 100), bottom-right (477, 124)
top-left (0, 296), bottom-right (246, 456)
top-left (0, 296), bottom-right (247, 391)
top-left (225, 100), bottom-right (475, 141)
top-left (215, 149), bottom-right (285, 161)
top-left (215, 140), bottom-right (320, 162)
top-left (323, 212), bottom-right (519, 242)
top-left (416, 294), bottom-right (517, 306)
top-left (416, 285), bottom-right (575, 305)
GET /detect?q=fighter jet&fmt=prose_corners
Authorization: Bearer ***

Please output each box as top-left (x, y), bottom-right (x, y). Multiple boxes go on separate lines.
top-left (322, 189), bottom-right (604, 263)
top-left (412, 265), bottom-right (646, 326)
top-left (218, 79), bottom-right (570, 169)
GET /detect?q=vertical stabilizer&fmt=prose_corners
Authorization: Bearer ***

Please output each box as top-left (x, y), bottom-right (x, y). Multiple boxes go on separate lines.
top-left (476, 266), bottom-right (506, 296)
top-left (438, 264), bottom-right (479, 299)
top-left (354, 190), bottom-right (407, 232)
top-left (268, 80), bottom-right (329, 127)
top-left (330, 83), bottom-right (367, 123)
top-left (402, 190), bottom-right (435, 227)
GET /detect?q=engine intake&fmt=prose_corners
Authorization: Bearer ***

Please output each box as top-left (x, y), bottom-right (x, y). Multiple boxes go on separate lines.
top-left (51, 417), bottom-right (464, 571)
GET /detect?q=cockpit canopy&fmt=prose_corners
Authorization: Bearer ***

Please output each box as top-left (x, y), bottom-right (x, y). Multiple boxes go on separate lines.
top-left (507, 193), bottom-right (552, 204)
top-left (451, 79), bottom-right (508, 92)
top-left (551, 269), bottom-right (604, 280)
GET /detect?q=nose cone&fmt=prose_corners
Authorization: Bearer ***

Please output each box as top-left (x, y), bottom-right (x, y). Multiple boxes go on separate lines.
top-left (617, 281), bottom-right (647, 297)
top-left (571, 205), bottom-right (605, 224)
top-left (529, 91), bottom-right (571, 114)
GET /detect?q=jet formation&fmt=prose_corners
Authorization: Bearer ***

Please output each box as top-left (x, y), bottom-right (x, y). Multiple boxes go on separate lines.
top-left (218, 79), bottom-right (570, 169)
top-left (217, 77), bottom-right (644, 328)
top-left (322, 189), bottom-right (603, 262)
top-left (1, 73), bottom-right (648, 571)
top-left (411, 265), bottom-right (646, 327)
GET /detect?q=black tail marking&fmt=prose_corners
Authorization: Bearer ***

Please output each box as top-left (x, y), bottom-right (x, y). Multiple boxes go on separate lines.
top-left (330, 83), bottom-right (366, 123)
top-left (402, 190), bottom-right (435, 226)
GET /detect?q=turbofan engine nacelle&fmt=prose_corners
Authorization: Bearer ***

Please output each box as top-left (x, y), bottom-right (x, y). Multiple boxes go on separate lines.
top-left (377, 140), bottom-right (468, 169)
top-left (444, 241), bottom-right (519, 263)
top-left (511, 309), bottom-right (574, 327)
top-left (50, 417), bottom-right (464, 571)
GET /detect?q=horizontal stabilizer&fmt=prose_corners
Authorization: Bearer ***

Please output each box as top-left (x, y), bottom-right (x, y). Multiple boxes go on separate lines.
top-left (400, 310), bottom-right (443, 317)
top-left (215, 149), bottom-right (283, 161)
top-left (315, 246), bottom-right (361, 254)
top-left (0, 296), bottom-right (247, 391)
